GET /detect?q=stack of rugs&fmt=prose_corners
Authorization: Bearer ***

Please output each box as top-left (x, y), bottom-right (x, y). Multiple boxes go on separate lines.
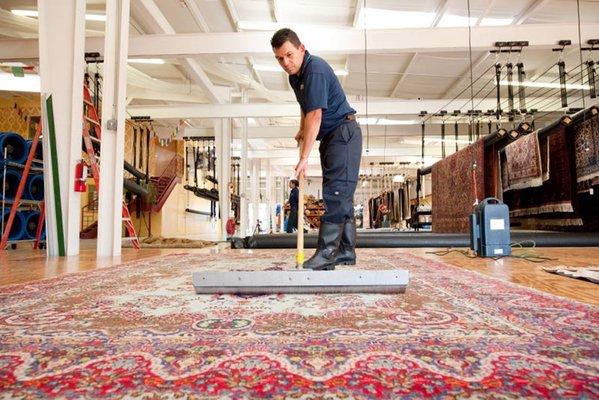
top-left (431, 112), bottom-right (599, 233)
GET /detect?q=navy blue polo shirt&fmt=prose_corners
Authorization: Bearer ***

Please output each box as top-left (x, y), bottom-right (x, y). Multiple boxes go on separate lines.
top-left (289, 51), bottom-right (356, 140)
top-left (289, 187), bottom-right (299, 210)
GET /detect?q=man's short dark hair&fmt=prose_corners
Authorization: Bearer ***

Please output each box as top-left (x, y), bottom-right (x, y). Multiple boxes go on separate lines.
top-left (271, 28), bottom-right (301, 49)
top-left (290, 179), bottom-right (299, 188)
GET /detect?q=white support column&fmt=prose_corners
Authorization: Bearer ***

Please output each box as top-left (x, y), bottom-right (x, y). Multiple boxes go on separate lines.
top-left (97, 0), bottom-right (131, 257)
top-left (239, 91), bottom-right (249, 236)
top-left (216, 117), bottom-right (232, 240)
top-left (265, 159), bottom-right (275, 233)
top-left (250, 158), bottom-right (259, 233)
top-left (38, 0), bottom-right (87, 256)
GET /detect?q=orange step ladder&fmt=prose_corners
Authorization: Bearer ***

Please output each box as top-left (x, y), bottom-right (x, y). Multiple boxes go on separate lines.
top-left (83, 85), bottom-right (141, 249)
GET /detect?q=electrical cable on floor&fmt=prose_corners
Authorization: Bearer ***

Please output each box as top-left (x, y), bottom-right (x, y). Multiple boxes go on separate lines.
top-left (427, 240), bottom-right (558, 263)
top-left (426, 249), bottom-right (478, 258)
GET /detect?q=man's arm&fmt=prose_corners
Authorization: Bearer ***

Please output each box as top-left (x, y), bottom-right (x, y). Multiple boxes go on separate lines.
top-left (295, 111), bottom-right (305, 142)
top-left (295, 108), bottom-right (322, 176)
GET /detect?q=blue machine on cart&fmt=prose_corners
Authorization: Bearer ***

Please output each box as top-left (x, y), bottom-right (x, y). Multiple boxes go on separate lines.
top-left (470, 197), bottom-right (511, 257)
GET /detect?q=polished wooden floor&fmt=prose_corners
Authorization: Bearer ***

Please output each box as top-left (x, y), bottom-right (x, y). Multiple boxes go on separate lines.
top-left (1, 241), bottom-right (597, 306)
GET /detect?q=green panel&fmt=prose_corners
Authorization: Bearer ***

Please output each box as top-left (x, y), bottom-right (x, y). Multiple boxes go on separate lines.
top-left (46, 95), bottom-right (65, 256)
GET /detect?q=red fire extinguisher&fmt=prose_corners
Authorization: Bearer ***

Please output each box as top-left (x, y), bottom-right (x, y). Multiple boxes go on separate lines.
top-left (74, 160), bottom-right (88, 192)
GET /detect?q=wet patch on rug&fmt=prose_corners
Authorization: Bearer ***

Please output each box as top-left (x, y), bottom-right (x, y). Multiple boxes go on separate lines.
top-left (0, 249), bottom-right (598, 399)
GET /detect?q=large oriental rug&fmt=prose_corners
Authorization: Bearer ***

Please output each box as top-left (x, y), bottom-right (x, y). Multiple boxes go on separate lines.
top-left (503, 130), bottom-right (548, 192)
top-left (572, 113), bottom-right (599, 192)
top-left (1, 250), bottom-right (598, 399)
top-left (432, 139), bottom-right (485, 233)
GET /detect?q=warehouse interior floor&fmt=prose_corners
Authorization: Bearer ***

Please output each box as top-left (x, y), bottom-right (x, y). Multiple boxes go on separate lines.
top-left (2, 242), bottom-right (597, 306)
top-left (2, 244), bottom-right (597, 398)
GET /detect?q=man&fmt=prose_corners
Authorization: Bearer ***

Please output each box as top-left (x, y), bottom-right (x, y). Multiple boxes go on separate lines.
top-left (286, 179), bottom-right (299, 233)
top-left (271, 28), bottom-right (362, 270)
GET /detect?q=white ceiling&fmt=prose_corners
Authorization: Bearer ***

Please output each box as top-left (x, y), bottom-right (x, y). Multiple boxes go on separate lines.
top-left (1, 0), bottom-right (599, 174)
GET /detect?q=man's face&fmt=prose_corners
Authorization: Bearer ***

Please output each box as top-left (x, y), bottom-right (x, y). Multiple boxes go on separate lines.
top-left (274, 41), bottom-right (305, 76)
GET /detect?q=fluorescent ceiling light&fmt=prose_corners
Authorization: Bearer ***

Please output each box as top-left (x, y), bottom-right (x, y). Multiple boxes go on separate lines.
top-left (0, 72), bottom-right (40, 93)
top-left (357, 8), bottom-right (435, 29)
top-left (11, 9), bottom-right (106, 21)
top-left (127, 58), bottom-right (165, 65)
top-left (85, 14), bottom-right (106, 21)
top-left (437, 14), bottom-right (477, 27)
top-left (479, 17), bottom-right (513, 26)
top-left (0, 62), bottom-right (29, 67)
top-left (253, 64), bottom-right (348, 76)
top-left (498, 80), bottom-right (591, 90)
top-left (392, 174), bottom-right (405, 183)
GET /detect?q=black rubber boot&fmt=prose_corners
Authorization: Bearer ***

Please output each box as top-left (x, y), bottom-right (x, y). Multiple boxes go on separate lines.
top-left (302, 222), bottom-right (344, 271)
top-left (335, 219), bottom-right (357, 265)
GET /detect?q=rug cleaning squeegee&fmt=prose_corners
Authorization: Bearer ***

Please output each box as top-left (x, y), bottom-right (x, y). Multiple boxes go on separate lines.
top-left (193, 270), bottom-right (409, 294)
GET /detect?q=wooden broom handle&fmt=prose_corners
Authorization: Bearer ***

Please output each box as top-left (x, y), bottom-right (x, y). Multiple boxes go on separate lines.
top-left (296, 141), bottom-right (305, 266)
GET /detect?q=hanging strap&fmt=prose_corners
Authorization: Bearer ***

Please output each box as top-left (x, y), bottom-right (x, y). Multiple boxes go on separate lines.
top-left (587, 60), bottom-right (597, 99)
top-left (441, 122), bottom-right (446, 158)
top-left (507, 62), bottom-right (514, 120)
top-left (517, 62), bottom-right (527, 110)
top-left (454, 121), bottom-right (459, 153)
top-left (495, 63), bottom-right (502, 119)
top-left (558, 61), bottom-right (568, 107)
top-left (420, 122), bottom-right (425, 162)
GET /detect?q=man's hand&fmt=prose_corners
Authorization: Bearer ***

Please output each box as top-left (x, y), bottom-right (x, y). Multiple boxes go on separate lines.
top-left (295, 157), bottom-right (308, 178)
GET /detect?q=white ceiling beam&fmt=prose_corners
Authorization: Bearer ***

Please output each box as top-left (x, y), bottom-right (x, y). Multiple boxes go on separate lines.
top-left (181, 0), bottom-right (210, 32)
top-left (389, 53), bottom-right (418, 98)
top-left (184, 123), bottom-right (501, 139)
top-left (247, 146), bottom-right (433, 159)
top-left (271, 0), bottom-right (281, 23)
top-left (0, 8), bottom-right (104, 38)
top-left (221, 0), bottom-right (274, 94)
top-left (222, 0), bottom-right (240, 29)
top-left (132, 0), bottom-right (225, 104)
top-left (128, 87), bottom-right (208, 103)
top-left (441, 53), bottom-right (492, 98)
top-left (514, 0), bottom-right (552, 25)
top-left (127, 96), bottom-right (582, 119)
top-left (199, 59), bottom-right (285, 102)
top-left (352, 0), bottom-right (364, 27)
top-left (475, 0), bottom-right (497, 26)
top-left (4, 23), bottom-right (599, 60)
top-left (431, 0), bottom-right (450, 28)
top-left (342, 0), bottom-right (364, 87)
top-left (390, 0), bottom-right (447, 97)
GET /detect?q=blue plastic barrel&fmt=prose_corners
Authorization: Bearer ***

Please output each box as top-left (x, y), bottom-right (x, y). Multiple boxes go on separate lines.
top-left (25, 140), bottom-right (44, 164)
top-left (22, 210), bottom-right (45, 240)
top-left (0, 169), bottom-right (22, 200)
top-left (25, 174), bottom-right (44, 201)
top-left (1, 209), bottom-right (26, 241)
top-left (0, 132), bottom-right (28, 164)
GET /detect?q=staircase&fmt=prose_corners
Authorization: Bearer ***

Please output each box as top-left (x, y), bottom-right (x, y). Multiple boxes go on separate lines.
top-left (80, 197), bottom-right (98, 239)
top-left (148, 154), bottom-right (182, 213)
